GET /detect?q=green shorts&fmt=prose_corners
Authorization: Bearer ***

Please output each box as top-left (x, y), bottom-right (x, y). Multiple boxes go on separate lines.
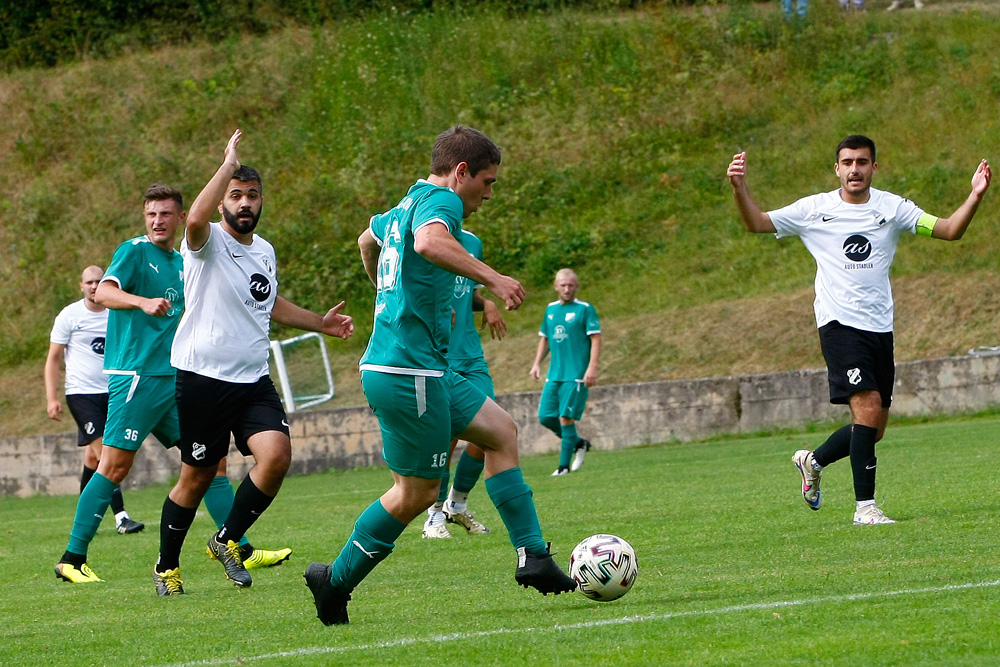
top-left (451, 358), bottom-right (496, 400)
top-left (104, 372), bottom-right (179, 452)
top-left (538, 379), bottom-right (588, 422)
top-left (361, 369), bottom-right (487, 479)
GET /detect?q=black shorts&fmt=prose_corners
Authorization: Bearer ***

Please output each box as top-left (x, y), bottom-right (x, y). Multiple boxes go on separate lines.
top-left (65, 393), bottom-right (109, 446)
top-left (818, 321), bottom-right (894, 408)
top-left (175, 370), bottom-right (289, 468)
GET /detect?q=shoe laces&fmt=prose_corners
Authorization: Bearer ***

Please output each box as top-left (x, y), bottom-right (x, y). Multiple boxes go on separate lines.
top-left (161, 570), bottom-right (184, 593)
top-left (224, 540), bottom-right (244, 565)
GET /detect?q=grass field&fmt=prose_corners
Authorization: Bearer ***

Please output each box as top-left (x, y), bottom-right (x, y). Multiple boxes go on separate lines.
top-left (4, 414), bottom-right (1000, 666)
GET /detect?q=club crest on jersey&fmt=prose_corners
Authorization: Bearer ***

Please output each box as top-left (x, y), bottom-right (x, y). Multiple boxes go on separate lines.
top-left (191, 442), bottom-right (207, 460)
top-left (454, 275), bottom-right (473, 299)
top-left (164, 288), bottom-right (181, 316)
top-left (847, 368), bottom-right (862, 385)
top-left (565, 312), bottom-right (576, 323)
top-left (90, 337), bottom-right (105, 356)
top-left (843, 235), bottom-right (872, 262)
top-left (874, 214), bottom-right (887, 227)
top-left (249, 273), bottom-right (272, 302)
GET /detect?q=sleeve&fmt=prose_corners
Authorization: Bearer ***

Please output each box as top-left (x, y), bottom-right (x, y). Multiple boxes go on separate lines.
top-left (369, 212), bottom-right (388, 247)
top-left (538, 308), bottom-right (550, 338)
top-left (586, 304), bottom-right (601, 335)
top-left (893, 197), bottom-right (931, 237)
top-left (768, 197), bottom-right (814, 239)
top-left (413, 189), bottom-right (463, 236)
top-left (102, 241), bottom-right (138, 291)
top-left (50, 308), bottom-right (72, 344)
top-left (184, 221), bottom-right (219, 259)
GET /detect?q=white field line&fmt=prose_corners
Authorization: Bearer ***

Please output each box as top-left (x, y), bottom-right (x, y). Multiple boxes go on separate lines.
top-left (154, 578), bottom-right (1000, 667)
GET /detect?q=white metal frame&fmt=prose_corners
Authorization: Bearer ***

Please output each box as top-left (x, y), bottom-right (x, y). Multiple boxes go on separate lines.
top-left (270, 332), bottom-right (335, 414)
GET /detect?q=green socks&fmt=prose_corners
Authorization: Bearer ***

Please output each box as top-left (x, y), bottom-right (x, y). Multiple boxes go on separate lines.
top-left (328, 500), bottom-right (406, 592)
top-left (485, 467), bottom-right (547, 555)
top-left (67, 472), bottom-right (116, 556)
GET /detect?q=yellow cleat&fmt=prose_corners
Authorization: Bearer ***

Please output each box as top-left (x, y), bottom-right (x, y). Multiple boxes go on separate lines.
top-left (55, 562), bottom-right (103, 583)
top-left (244, 547), bottom-right (292, 569)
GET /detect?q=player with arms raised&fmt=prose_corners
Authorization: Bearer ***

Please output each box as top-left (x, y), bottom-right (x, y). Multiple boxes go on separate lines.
top-left (728, 135), bottom-right (991, 524)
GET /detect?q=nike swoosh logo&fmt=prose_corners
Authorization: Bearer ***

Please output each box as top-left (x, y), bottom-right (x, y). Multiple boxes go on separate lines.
top-left (281, 420), bottom-right (289, 427)
top-left (232, 253), bottom-right (244, 258)
top-left (822, 215), bottom-right (836, 222)
top-left (352, 540), bottom-right (379, 559)
top-left (865, 464), bottom-right (877, 470)
top-left (167, 524), bottom-right (185, 531)
top-left (93, 514), bottom-right (103, 519)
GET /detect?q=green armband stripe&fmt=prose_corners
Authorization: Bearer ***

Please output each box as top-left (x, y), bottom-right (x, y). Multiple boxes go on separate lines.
top-left (916, 213), bottom-right (937, 237)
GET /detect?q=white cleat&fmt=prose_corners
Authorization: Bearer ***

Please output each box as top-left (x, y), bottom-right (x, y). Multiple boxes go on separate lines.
top-left (551, 467), bottom-right (569, 477)
top-left (422, 512), bottom-right (452, 539)
top-left (853, 505), bottom-right (896, 525)
top-left (570, 439), bottom-right (591, 472)
top-left (792, 449), bottom-right (822, 510)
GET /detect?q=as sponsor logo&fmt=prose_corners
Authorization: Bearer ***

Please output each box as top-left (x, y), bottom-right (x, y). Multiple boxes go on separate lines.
top-left (249, 273), bottom-right (272, 302)
top-left (554, 325), bottom-right (568, 343)
top-left (90, 337), bottom-right (105, 355)
top-left (843, 235), bottom-right (872, 262)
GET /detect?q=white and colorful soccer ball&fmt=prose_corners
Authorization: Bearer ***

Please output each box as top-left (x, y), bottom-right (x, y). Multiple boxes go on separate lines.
top-left (569, 534), bottom-right (638, 602)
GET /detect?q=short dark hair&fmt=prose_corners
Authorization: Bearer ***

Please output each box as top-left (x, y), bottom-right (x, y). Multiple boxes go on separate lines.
top-left (233, 165), bottom-right (263, 193)
top-left (430, 125), bottom-right (502, 177)
top-left (836, 135), bottom-right (876, 162)
top-left (143, 183), bottom-right (183, 210)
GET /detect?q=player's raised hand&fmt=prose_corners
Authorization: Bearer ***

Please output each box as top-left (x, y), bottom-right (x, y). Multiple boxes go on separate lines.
top-left (971, 159), bottom-right (992, 198)
top-left (224, 129), bottom-right (242, 171)
top-left (489, 274), bottom-right (526, 311)
top-left (321, 301), bottom-right (355, 339)
top-left (727, 151), bottom-right (747, 185)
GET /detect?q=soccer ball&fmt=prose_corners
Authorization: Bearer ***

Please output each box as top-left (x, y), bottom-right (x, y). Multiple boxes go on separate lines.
top-left (569, 534), bottom-right (638, 602)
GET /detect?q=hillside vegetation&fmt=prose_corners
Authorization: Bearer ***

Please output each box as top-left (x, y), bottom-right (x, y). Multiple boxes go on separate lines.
top-left (3, 0), bottom-right (1000, 436)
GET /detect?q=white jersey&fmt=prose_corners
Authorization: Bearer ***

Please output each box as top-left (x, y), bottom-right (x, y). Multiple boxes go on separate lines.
top-left (769, 187), bottom-right (927, 333)
top-left (50, 299), bottom-right (109, 395)
top-left (171, 222), bottom-right (278, 383)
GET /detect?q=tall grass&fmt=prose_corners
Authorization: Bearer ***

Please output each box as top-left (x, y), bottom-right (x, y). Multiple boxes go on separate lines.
top-left (2, 2), bottom-right (999, 372)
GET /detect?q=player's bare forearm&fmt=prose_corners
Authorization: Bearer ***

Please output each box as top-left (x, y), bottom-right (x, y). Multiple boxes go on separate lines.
top-left (96, 281), bottom-right (170, 315)
top-left (44, 345), bottom-right (65, 419)
top-left (727, 151), bottom-right (776, 234)
top-left (415, 224), bottom-right (525, 309)
top-left (272, 296), bottom-right (355, 339)
top-left (584, 334), bottom-right (602, 387)
top-left (187, 129), bottom-right (243, 250)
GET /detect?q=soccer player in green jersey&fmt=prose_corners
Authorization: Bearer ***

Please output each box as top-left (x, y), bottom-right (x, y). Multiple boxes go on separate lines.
top-left (54, 184), bottom-right (186, 583)
top-left (422, 229), bottom-right (507, 539)
top-left (530, 268), bottom-right (602, 476)
top-left (305, 125), bottom-right (577, 626)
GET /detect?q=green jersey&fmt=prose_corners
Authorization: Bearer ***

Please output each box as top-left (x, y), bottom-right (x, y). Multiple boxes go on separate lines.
top-left (360, 180), bottom-right (464, 375)
top-left (102, 235), bottom-right (184, 376)
top-left (540, 299), bottom-right (600, 381)
top-left (447, 230), bottom-right (485, 365)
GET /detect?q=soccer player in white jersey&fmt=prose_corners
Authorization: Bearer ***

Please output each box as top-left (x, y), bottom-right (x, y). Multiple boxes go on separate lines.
top-left (45, 265), bottom-right (144, 534)
top-left (152, 129), bottom-right (354, 595)
top-left (728, 135), bottom-right (991, 525)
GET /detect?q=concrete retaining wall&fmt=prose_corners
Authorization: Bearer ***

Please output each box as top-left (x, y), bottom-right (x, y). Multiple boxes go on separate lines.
top-left (4, 354), bottom-right (999, 498)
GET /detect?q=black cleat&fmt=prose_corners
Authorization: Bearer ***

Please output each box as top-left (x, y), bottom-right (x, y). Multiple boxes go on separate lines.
top-left (207, 536), bottom-right (252, 588)
top-left (117, 517), bottom-right (145, 534)
top-left (304, 562), bottom-right (351, 625)
top-left (514, 545), bottom-right (578, 596)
